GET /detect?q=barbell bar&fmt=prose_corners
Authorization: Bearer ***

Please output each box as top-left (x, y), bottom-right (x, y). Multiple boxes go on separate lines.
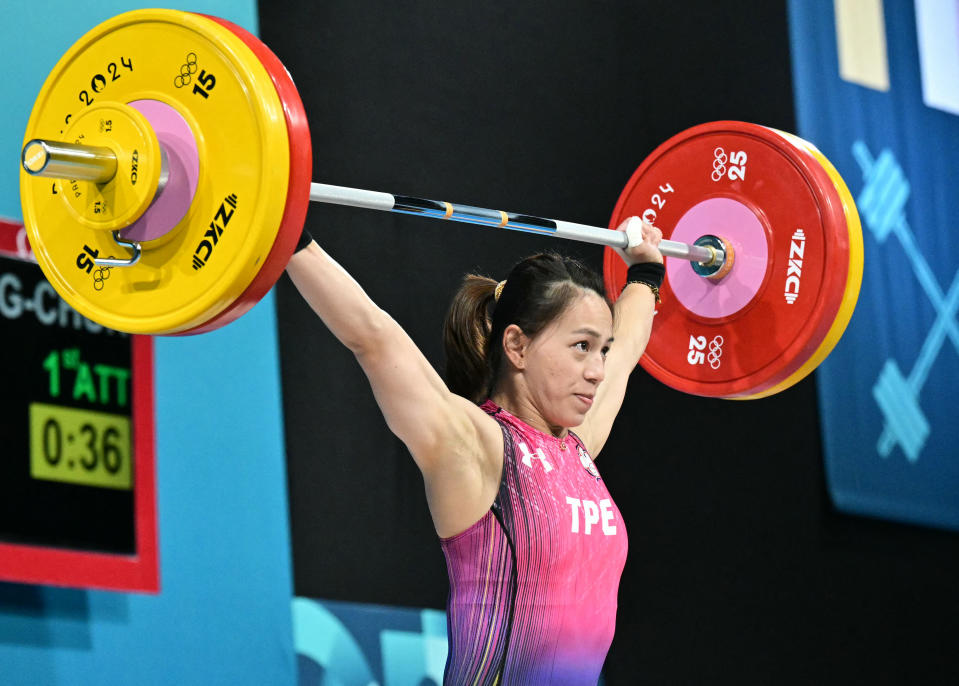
top-left (21, 139), bottom-right (724, 268)
top-left (310, 183), bottom-right (726, 267)
top-left (17, 8), bottom-right (864, 398)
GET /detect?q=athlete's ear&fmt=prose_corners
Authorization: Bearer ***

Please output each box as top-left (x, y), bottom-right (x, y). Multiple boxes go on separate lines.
top-left (502, 324), bottom-right (529, 370)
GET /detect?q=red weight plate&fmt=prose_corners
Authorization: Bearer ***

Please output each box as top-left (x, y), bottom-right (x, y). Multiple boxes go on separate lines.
top-left (177, 14), bottom-right (312, 335)
top-left (735, 128), bottom-right (864, 398)
top-left (603, 121), bottom-right (851, 398)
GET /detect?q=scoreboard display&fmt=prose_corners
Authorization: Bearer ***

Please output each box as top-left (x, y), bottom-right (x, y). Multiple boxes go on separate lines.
top-left (0, 247), bottom-right (157, 592)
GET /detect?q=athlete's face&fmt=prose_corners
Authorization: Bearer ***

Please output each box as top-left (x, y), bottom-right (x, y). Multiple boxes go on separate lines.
top-left (519, 291), bottom-right (613, 430)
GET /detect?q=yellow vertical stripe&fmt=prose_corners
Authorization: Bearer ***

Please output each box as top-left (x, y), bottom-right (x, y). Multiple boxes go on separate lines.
top-left (834, 0), bottom-right (890, 91)
top-left (472, 521), bottom-right (499, 685)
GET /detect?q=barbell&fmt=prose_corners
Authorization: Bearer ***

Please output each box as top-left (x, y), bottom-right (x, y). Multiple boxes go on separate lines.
top-left (18, 9), bottom-right (864, 399)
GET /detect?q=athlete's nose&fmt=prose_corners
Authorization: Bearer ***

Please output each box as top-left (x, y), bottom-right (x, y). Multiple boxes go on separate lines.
top-left (585, 352), bottom-right (605, 384)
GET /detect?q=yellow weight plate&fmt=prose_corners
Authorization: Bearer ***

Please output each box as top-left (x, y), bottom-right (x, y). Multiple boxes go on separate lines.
top-left (20, 9), bottom-right (290, 334)
top-left (58, 102), bottom-right (162, 231)
top-left (738, 131), bottom-right (864, 399)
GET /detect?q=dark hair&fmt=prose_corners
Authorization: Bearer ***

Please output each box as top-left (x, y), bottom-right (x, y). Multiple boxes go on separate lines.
top-left (443, 252), bottom-right (612, 403)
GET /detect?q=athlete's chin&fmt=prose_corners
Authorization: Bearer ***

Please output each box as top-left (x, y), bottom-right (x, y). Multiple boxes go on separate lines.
top-left (551, 406), bottom-right (590, 429)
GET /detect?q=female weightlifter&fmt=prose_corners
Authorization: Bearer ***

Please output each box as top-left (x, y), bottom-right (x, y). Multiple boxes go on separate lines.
top-left (286, 216), bottom-right (663, 685)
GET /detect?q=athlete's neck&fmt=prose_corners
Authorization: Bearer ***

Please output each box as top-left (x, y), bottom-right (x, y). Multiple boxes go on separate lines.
top-left (489, 387), bottom-right (568, 439)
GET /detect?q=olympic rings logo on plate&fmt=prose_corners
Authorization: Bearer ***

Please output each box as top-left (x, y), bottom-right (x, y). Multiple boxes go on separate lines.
top-left (173, 53), bottom-right (199, 88)
top-left (707, 335), bottom-right (724, 369)
top-left (92, 265), bottom-right (111, 291)
top-left (688, 334), bottom-right (724, 369)
top-left (711, 147), bottom-right (727, 182)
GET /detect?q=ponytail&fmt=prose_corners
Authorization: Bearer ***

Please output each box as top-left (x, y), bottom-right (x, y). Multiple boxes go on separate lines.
top-left (443, 274), bottom-right (498, 403)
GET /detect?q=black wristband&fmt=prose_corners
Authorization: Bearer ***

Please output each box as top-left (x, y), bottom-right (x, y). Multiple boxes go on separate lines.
top-left (294, 227), bottom-right (314, 253)
top-left (623, 261), bottom-right (665, 303)
top-left (625, 261), bottom-right (665, 289)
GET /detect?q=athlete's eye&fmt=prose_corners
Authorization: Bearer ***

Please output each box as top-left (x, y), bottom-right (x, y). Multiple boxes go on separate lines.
top-left (601, 346), bottom-right (610, 358)
top-left (574, 341), bottom-right (589, 352)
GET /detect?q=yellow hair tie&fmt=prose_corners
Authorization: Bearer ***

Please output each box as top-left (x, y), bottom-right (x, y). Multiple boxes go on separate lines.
top-left (494, 280), bottom-right (507, 301)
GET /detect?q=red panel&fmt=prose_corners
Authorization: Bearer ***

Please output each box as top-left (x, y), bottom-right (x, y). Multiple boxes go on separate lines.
top-left (0, 221), bottom-right (159, 592)
top-left (0, 218), bottom-right (32, 259)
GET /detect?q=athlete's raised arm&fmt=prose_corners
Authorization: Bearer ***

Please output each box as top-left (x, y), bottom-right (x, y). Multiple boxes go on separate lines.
top-left (576, 217), bottom-right (664, 457)
top-left (286, 237), bottom-right (503, 537)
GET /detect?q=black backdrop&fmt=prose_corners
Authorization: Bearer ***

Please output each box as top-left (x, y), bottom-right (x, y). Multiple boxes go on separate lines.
top-left (263, 2), bottom-right (959, 683)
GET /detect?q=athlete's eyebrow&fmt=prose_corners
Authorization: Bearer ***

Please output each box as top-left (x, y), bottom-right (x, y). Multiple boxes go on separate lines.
top-left (572, 328), bottom-right (614, 344)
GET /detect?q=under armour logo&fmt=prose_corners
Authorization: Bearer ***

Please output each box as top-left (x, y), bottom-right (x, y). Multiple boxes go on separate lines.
top-left (518, 441), bottom-right (553, 473)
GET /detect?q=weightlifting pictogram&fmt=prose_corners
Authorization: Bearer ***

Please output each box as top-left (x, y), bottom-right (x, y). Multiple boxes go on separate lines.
top-left (853, 141), bottom-right (959, 462)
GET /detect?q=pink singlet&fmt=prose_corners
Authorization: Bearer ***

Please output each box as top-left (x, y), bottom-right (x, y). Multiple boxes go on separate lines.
top-left (440, 400), bottom-right (629, 685)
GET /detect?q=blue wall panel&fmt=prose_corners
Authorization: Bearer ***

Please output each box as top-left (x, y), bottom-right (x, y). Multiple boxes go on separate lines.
top-left (293, 597), bottom-right (448, 685)
top-left (789, 0), bottom-right (959, 530)
top-left (0, 3), bottom-right (295, 685)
